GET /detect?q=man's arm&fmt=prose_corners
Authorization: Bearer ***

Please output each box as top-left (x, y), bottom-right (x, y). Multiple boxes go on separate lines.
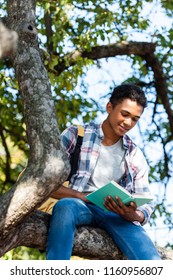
top-left (128, 146), bottom-right (153, 225)
top-left (51, 185), bottom-right (89, 202)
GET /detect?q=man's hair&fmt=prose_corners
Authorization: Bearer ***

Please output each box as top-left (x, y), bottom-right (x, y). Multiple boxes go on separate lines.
top-left (109, 84), bottom-right (147, 109)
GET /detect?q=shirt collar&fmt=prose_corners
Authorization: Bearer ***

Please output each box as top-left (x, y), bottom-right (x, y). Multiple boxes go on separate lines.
top-left (96, 122), bottom-right (135, 150)
top-left (99, 123), bottom-right (104, 139)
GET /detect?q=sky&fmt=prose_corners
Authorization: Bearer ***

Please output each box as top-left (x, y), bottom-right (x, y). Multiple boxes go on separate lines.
top-left (73, 1), bottom-right (173, 248)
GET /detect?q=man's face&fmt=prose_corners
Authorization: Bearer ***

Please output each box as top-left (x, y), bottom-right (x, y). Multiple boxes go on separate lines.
top-left (106, 98), bottom-right (143, 137)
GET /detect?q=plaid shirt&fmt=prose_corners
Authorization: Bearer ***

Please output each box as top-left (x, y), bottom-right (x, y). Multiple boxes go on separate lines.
top-left (61, 122), bottom-right (153, 225)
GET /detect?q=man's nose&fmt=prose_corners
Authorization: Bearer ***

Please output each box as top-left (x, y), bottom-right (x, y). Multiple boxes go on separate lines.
top-left (124, 118), bottom-right (132, 127)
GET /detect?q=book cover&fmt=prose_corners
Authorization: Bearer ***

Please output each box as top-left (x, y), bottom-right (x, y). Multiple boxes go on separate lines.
top-left (86, 180), bottom-right (153, 211)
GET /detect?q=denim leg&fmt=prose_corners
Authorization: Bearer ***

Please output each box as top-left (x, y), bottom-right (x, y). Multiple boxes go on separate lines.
top-left (101, 211), bottom-right (161, 260)
top-left (46, 198), bottom-right (95, 260)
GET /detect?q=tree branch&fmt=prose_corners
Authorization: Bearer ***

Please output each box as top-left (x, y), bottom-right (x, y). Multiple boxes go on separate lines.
top-left (52, 41), bottom-right (156, 75)
top-left (44, 10), bottom-right (54, 53)
top-left (0, 211), bottom-right (172, 260)
top-left (0, 20), bottom-right (18, 59)
top-left (0, 124), bottom-right (11, 185)
top-left (141, 53), bottom-right (173, 138)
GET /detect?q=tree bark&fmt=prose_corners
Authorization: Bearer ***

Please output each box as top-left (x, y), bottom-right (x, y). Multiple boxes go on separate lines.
top-left (0, 210), bottom-right (172, 260)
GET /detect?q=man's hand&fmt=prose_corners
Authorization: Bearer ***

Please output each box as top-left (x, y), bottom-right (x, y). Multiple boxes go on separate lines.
top-left (104, 195), bottom-right (145, 223)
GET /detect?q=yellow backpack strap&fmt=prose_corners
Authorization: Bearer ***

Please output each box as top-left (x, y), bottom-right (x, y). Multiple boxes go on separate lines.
top-left (77, 124), bottom-right (84, 137)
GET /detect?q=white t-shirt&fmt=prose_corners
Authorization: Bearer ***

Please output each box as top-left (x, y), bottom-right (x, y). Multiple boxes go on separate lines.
top-left (86, 138), bottom-right (125, 192)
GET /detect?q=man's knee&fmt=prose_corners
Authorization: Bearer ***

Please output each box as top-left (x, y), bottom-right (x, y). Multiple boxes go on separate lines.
top-left (52, 198), bottom-right (83, 215)
top-left (51, 198), bottom-right (86, 228)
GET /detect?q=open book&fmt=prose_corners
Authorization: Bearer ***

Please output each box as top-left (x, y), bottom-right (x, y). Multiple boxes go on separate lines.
top-left (86, 180), bottom-right (153, 211)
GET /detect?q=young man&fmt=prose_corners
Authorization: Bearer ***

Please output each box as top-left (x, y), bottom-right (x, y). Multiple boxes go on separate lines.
top-left (46, 84), bottom-right (161, 260)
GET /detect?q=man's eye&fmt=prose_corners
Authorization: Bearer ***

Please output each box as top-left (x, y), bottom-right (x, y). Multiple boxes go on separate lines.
top-left (121, 112), bottom-right (128, 117)
top-left (132, 118), bottom-right (139, 122)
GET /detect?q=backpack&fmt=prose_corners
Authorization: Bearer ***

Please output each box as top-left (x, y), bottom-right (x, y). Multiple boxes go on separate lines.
top-left (37, 125), bottom-right (84, 214)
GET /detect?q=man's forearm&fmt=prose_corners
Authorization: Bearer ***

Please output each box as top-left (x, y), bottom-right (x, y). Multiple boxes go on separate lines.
top-left (51, 185), bottom-right (88, 201)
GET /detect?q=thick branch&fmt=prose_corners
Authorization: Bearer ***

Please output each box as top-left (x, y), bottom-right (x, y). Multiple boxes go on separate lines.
top-left (53, 41), bottom-right (156, 75)
top-left (44, 10), bottom-right (53, 53)
top-left (0, 20), bottom-right (18, 59)
top-left (141, 53), bottom-right (173, 137)
top-left (0, 124), bottom-right (11, 184)
top-left (0, 211), bottom-right (172, 260)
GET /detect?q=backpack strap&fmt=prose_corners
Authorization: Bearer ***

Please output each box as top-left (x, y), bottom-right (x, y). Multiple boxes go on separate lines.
top-left (77, 125), bottom-right (84, 137)
top-left (17, 125), bottom-right (84, 183)
top-left (67, 125), bottom-right (84, 181)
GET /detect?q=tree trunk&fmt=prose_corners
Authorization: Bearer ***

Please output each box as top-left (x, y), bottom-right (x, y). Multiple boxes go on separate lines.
top-left (0, 0), bottom-right (69, 239)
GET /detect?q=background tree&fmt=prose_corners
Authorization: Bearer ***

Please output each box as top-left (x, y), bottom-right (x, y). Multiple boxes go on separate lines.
top-left (0, 0), bottom-right (172, 259)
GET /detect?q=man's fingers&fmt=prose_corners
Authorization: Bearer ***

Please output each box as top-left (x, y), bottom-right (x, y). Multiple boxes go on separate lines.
top-left (104, 196), bottom-right (124, 213)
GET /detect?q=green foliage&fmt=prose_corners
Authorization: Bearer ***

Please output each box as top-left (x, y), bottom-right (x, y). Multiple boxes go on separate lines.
top-left (160, 0), bottom-right (173, 17)
top-left (1, 247), bottom-right (46, 260)
top-left (0, 70), bottom-right (28, 192)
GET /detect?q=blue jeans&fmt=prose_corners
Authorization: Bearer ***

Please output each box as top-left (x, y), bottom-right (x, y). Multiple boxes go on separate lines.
top-left (46, 198), bottom-right (161, 260)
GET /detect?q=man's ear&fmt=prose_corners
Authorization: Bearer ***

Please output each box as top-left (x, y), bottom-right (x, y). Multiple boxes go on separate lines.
top-left (106, 102), bottom-right (113, 113)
